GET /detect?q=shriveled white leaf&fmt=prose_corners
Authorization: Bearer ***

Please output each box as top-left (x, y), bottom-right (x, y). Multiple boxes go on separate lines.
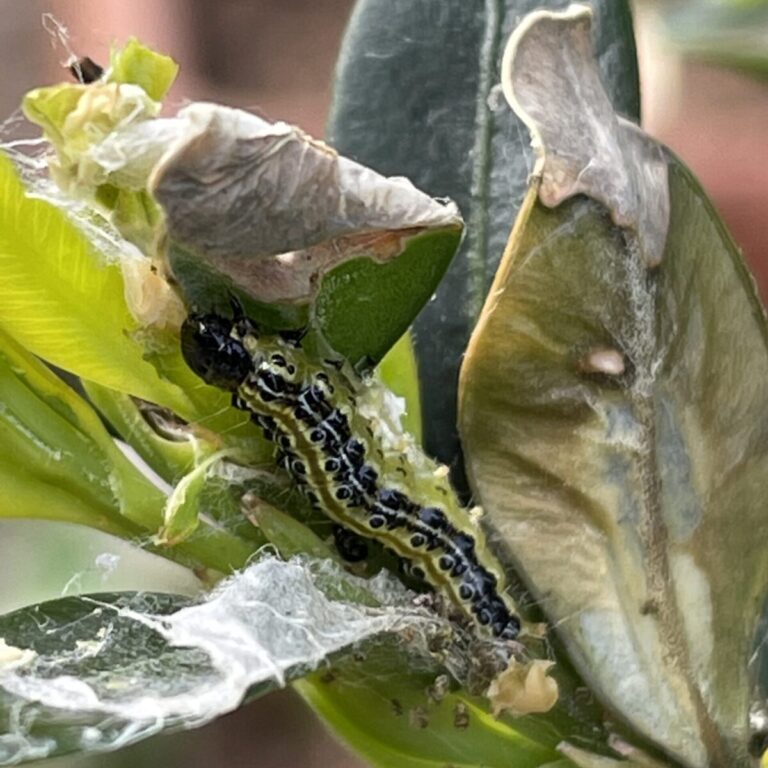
top-left (83, 102), bottom-right (461, 304)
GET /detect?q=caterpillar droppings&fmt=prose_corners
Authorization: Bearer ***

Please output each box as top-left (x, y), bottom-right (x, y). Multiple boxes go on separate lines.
top-left (180, 310), bottom-right (521, 641)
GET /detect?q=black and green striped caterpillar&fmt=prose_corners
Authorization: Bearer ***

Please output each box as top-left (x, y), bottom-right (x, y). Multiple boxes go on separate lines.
top-left (180, 310), bottom-right (521, 642)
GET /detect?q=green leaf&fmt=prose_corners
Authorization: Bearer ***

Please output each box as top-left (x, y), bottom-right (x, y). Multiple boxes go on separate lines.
top-left (157, 451), bottom-right (241, 546)
top-left (82, 381), bottom-right (213, 485)
top-left (23, 61), bottom-right (460, 374)
top-left (314, 228), bottom-right (462, 367)
top-left (377, 332), bottom-right (422, 442)
top-left (328, 0), bottom-right (640, 487)
top-left (0, 326), bottom-right (161, 536)
top-left (296, 642), bottom-right (576, 768)
top-left (460, 9), bottom-right (762, 765)
top-left (108, 37), bottom-right (179, 100)
top-left (246, 501), bottom-right (338, 562)
top-left (0, 152), bottom-right (190, 413)
top-left (19, 86), bottom-right (82, 150)
top-left (459, 103), bottom-right (765, 768)
top-left (0, 152), bottom-right (271, 455)
top-left (0, 323), bottom-right (259, 573)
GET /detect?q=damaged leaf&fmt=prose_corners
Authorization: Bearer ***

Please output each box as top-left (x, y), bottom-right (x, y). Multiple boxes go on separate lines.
top-left (22, 68), bottom-right (462, 370)
top-left (500, 4), bottom-right (668, 267)
top-left (460, 8), bottom-right (767, 767)
top-left (149, 103), bottom-right (463, 367)
top-left (0, 559), bottom-right (431, 764)
top-left (297, 641), bottom-right (590, 768)
top-left (22, 38), bottom-right (176, 192)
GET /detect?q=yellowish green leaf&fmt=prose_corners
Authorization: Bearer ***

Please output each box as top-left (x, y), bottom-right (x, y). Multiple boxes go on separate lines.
top-left (0, 152), bottom-right (191, 412)
top-left (377, 332), bottom-right (422, 442)
top-left (83, 380), bottom-right (213, 485)
top-left (108, 37), bottom-right (179, 101)
top-left (158, 451), bottom-right (239, 546)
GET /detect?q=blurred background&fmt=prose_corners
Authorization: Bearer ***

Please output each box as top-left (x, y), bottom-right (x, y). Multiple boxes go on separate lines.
top-left (0, 0), bottom-right (765, 766)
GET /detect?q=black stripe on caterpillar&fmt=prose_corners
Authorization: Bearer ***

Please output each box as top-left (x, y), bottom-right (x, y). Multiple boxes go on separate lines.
top-left (181, 311), bottom-right (521, 641)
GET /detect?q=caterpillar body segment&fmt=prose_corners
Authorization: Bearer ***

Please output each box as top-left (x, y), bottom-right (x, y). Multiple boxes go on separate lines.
top-left (181, 312), bottom-right (521, 641)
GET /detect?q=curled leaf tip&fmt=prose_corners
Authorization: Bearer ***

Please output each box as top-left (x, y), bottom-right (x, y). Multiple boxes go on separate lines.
top-left (149, 103), bottom-right (462, 304)
top-left (501, 4), bottom-right (669, 267)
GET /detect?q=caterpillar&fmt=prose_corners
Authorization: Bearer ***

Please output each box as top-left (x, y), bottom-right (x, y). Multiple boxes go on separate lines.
top-left (180, 310), bottom-right (521, 641)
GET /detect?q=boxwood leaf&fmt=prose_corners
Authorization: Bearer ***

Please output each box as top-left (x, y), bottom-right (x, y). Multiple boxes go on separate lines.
top-left (460, 8), bottom-right (766, 766)
top-left (296, 641), bottom-right (587, 768)
top-left (107, 37), bottom-right (179, 100)
top-left (148, 103), bottom-right (463, 368)
top-left (82, 381), bottom-right (215, 486)
top-left (0, 322), bottom-right (259, 573)
top-left (0, 325), bottom-right (162, 538)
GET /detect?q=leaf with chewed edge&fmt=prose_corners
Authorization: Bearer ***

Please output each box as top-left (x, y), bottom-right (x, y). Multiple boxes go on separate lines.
top-left (148, 103), bottom-right (463, 369)
top-left (461, 7), bottom-right (767, 767)
top-left (296, 641), bottom-right (584, 768)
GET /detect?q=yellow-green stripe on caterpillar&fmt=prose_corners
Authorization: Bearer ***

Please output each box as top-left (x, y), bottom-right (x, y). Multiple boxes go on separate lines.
top-left (181, 310), bottom-right (521, 641)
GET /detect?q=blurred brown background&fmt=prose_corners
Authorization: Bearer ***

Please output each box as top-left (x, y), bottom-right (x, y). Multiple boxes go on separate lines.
top-left (0, 1), bottom-right (765, 767)
top-left (0, 0), bottom-right (355, 137)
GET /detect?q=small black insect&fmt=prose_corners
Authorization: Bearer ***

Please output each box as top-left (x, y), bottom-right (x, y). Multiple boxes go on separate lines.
top-left (69, 56), bottom-right (104, 84)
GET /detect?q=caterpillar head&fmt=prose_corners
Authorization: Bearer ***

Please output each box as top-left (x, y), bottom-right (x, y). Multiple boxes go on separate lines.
top-left (181, 312), bottom-right (253, 391)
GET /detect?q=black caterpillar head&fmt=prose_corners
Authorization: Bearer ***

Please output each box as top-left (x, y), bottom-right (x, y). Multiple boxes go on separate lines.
top-left (181, 312), bottom-right (253, 391)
